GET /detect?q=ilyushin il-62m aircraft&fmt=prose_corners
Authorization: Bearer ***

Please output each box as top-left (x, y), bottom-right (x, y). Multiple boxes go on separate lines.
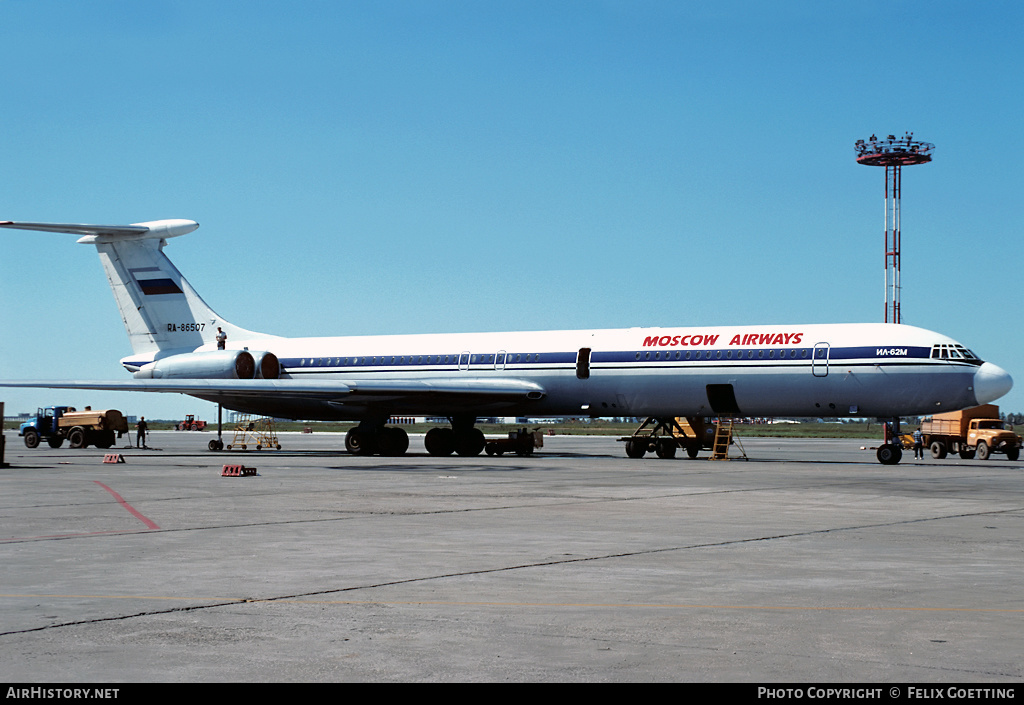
top-left (0, 218), bottom-right (1013, 464)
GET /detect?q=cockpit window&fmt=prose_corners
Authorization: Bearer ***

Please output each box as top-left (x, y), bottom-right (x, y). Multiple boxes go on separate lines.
top-left (931, 343), bottom-right (982, 364)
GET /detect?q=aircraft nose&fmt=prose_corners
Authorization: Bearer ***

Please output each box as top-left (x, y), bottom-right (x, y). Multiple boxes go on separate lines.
top-left (974, 362), bottom-right (1013, 405)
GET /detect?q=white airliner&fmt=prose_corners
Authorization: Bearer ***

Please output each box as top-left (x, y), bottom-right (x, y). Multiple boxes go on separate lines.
top-left (0, 218), bottom-right (1013, 464)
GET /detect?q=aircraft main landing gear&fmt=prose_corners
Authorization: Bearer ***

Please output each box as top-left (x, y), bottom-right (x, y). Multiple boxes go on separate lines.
top-left (345, 425), bottom-right (410, 457)
top-left (345, 416), bottom-right (485, 457)
top-left (425, 416), bottom-right (485, 457)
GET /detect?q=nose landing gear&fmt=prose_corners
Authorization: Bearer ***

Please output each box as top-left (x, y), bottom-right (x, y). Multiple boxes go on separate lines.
top-left (877, 417), bottom-right (904, 465)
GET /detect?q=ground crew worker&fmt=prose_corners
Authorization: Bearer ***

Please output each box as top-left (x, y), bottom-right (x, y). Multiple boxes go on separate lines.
top-left (136, 417), bottom-right (148, 448)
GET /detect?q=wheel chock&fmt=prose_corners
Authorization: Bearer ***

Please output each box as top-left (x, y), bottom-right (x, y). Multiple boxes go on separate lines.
top-left (102, 454), bottom-right (126, 464)
top-left (221, 464), bottom-right (256, 477)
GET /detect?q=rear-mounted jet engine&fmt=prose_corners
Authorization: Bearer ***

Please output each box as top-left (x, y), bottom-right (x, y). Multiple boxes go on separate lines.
top-left (133, 350), bottom-right (280, 379)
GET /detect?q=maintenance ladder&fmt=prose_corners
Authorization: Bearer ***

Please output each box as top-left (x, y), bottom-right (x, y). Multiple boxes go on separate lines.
top-left (710, 416), bottom-right (748, 461)
top-left (227, 414), bottom-right (281, 451)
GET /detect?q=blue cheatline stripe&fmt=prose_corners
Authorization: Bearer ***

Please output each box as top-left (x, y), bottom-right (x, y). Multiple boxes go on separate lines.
top-left (271, 345), bottom-right (955, 372)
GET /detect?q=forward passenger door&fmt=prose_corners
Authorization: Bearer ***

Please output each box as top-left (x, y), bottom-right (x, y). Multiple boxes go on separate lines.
top-left (812, 342), bottom-right (830, 377)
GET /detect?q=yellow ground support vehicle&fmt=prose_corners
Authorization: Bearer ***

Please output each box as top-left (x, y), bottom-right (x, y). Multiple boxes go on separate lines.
top-left (917, 405), bottom-right (1021, 460)
top-left (618, 416), bottom-right (720, 459)
top-left (484, 428), bottom-right (544, 456)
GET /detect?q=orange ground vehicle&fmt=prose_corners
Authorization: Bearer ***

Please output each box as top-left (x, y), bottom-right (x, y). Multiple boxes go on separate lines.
top-left (176, 414), bottom-right (208, 431)
top-left (617, 416), bottom-right (720, 459)
top-left (918, 405), bottom-right (1021, 460)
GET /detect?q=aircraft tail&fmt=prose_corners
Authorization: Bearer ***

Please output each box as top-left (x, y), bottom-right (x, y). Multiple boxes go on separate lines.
top-left (0, 219), bottom-right (274, 358)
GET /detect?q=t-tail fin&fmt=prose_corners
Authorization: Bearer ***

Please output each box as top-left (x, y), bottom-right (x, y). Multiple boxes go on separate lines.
top-left (0, 219), bottom-right (275, 358)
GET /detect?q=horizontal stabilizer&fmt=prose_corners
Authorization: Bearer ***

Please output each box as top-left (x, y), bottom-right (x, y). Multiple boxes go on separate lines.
top-left (0, 219), bottom-right (198, 243)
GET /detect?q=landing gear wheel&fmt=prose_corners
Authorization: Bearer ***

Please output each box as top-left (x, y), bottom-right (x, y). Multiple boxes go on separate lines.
top-left (425, 427), bottom-right (455, 457)
top-left (208, 439), bottom-right (224, 451)
top-left (345, 428), bottom-right (377, 456)
top-left (685, 444), bottom-right (700, 459)
top-left (23, 430), bottom-right (40, 449)
top-left (976, 441), bottom-right (990, 461)
top-left (877, 444), bottom-right (902, 465)
top-left (455, 428), bottom-right (486, 457)
top-left (958, 448), bottom-right (976, 460)
top-left (378, 427), bottom-right (409, 457)
top-left (625, 439), bottom-right (647, 459)
top-left (47, 435), bottom-right (64, 449)
top-left (1007, 447), bottom-right (1019, 461)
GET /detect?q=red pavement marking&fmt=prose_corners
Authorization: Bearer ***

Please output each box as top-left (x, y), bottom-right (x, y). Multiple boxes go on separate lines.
top-left (93, 481), bottom-right (160, 530)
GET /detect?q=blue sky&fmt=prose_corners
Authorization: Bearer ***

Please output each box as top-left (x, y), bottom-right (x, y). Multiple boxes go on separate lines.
top-left (1, 0), bottom-right (1021, 421)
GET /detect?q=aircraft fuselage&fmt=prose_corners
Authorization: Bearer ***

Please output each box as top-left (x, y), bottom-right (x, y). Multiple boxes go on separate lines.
top-left (155, 322), bottom-right (991, 421)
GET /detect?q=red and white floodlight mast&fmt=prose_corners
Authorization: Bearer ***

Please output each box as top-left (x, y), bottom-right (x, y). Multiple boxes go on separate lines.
top-left (855, 133), bottom-right (934, 324)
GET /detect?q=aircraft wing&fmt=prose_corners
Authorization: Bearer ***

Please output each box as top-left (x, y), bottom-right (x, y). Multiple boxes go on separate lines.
top-left (0, 377), bottom-right (546, 405)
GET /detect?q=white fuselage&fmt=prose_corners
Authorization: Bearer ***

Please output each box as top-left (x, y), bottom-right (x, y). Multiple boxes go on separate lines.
top-left (148, 321), bottom-right (998, 421)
